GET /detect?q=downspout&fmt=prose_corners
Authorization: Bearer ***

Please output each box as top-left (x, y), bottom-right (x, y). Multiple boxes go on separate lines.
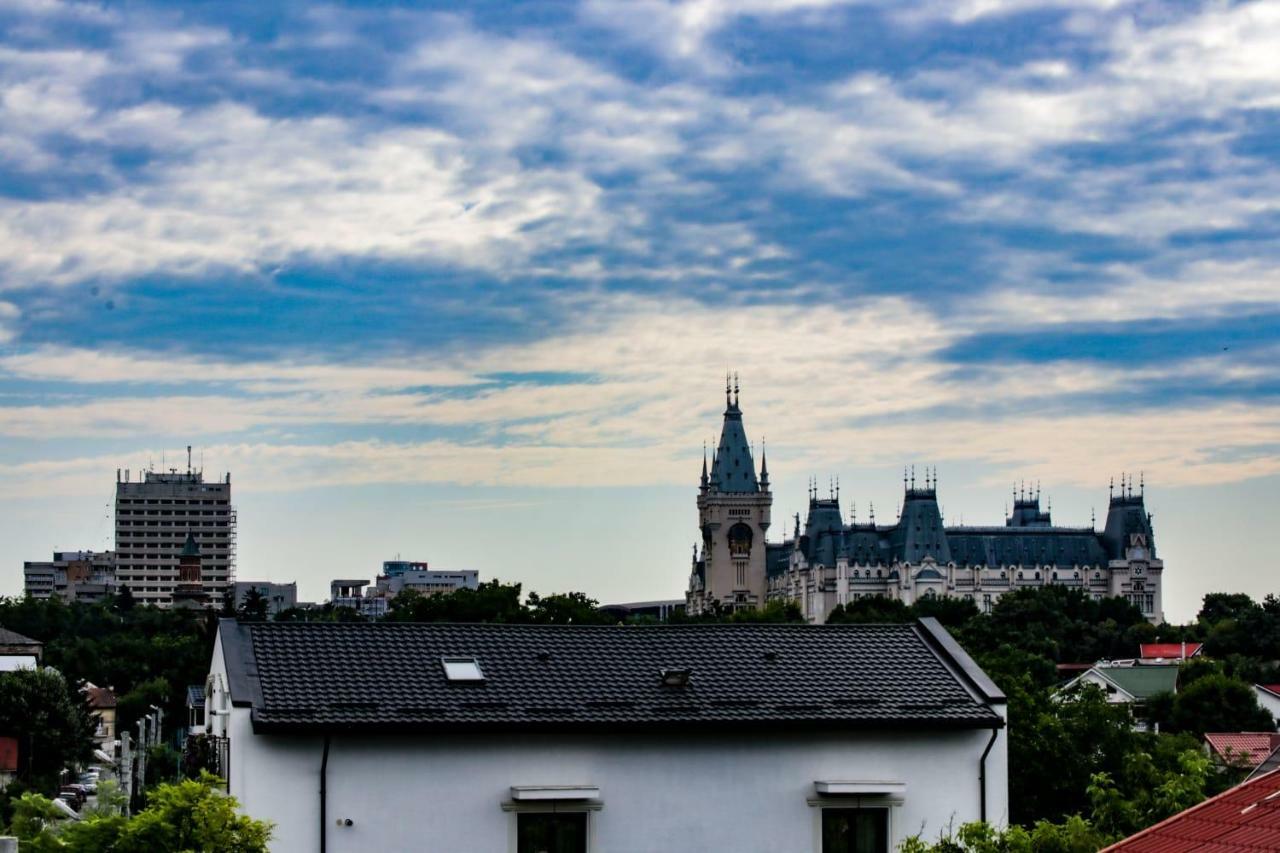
top-left (978, 725), bottom-right (998, 823)
top-left (320, 735), bottom-right (331, 853)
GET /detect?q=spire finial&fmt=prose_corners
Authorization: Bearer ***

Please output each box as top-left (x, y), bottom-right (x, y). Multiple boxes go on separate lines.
top-left (851, 501), bottom-right (857, 524)
top-left (1091, 506), bottom-right (1096, 528)
top-left (733, 371), bottom-right (739, 406)
top-left (725, 371), bottom-right (732, 407)
top-left (1140, 471), bottom-right (1144, 496)
top-left (1109, 476), bottom-right (1114, 499)
top-left (835, 476), bottom-right (840, 500)
top-left (870, 502), bottom-right (876, 525)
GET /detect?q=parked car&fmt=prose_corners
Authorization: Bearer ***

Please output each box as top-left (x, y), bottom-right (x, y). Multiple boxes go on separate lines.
top-left (57, 786), bottom-right (85, 808)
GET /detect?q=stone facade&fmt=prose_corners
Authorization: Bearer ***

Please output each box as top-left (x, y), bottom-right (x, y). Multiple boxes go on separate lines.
top-left (687, 390), bottom-right (1164, 624)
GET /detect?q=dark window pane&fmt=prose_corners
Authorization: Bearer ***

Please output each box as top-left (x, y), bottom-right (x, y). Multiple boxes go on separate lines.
top-left (518, 812), bottom-right (588, 853)
top-left (822, 808), bottom-right (888, 853)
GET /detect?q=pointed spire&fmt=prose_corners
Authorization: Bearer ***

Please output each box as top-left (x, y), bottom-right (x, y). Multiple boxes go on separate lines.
top-left (733, 372), bottom-right (739, 407)
top-left (725, 371), bottom-right (732, 408)
top-left (1091, 506), bottom-right (1096, 528)
top-left (1140, 471), bottom-right (1145, 496)
top-left (869, 502), bottom-right (876, 526)
top-left (758, 439), bottom-right (769, 489)
top-left (910, 465), bottom-right (916, 491)
top-left (700, 442), bottom-right (709, 490)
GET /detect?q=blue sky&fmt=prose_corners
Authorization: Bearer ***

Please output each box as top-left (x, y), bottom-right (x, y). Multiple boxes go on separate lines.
top-left (2, 0), bottom-right (1279, 620)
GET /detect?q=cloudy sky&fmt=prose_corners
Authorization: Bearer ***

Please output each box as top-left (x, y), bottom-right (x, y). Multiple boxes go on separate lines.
top-left (2, 0), bottom-right (1278, 620)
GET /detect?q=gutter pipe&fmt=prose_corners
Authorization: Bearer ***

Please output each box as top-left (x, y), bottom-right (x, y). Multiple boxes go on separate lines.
top-left (979, 725), bottom-right (999, 823)
top-left (319, 735), bottom-right (330, 853)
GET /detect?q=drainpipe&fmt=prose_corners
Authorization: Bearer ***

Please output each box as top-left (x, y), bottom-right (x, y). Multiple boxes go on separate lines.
top-left (978, 726), bottom-right (999, 823)
top-left (319, 735), bottom-right (331, 853)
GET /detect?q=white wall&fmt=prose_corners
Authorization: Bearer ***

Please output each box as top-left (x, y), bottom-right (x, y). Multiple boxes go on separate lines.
top-left (228, 720), bottom-right (1007, 853)
top-left (1254, 687), bottom-right (1280, 729)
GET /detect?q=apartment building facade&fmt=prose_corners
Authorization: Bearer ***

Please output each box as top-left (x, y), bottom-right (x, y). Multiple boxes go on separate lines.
top-left (115, 465), bottom-right (235, 608)
top-left (23, 550), bottom-right (117, 602)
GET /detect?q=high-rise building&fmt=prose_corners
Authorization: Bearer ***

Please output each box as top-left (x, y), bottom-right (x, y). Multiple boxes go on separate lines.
top-left (114, 453), bottom-right (235, 608)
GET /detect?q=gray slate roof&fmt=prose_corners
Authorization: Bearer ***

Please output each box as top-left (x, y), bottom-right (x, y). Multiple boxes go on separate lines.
top-left (218, 618), bottom-right (1003, 734)
top-left (708, 400), bottom-right (758, 493)
top-left (0, 626), bottom-right (41, 647)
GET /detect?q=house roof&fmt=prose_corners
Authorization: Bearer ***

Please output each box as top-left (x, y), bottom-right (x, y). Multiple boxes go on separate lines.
top-left (1205, 733), bottom-right (1280, 768)
top-left (1247, 745), bottom-right (1280, 782)
top-left (1103, 769), bottom-right (1280, 852)
top-left (217, 617), bottom-right (1005, 734)
top-left (0, 626), bottom-right (41, 647)
top-left (1256, 684), bottom-right (1280, 699)
top-left (186, 685), bottom-right (205, 707)
top-left (83, 685), bottom-right (117, 709)
top-left (1140, 643), bottom-right (1202, 660)
top-left (1075, 665), bottom-right (1179, 700)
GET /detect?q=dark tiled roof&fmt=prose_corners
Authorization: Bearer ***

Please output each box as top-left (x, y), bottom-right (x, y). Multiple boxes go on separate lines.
top-left (186, 685), bottom-right (205, 707)
top-left (221, 619), bottom-right (1003, 734)
top-left (708, 401), bottom-right (758, 493)
top-left (0, 627), bottom-right (41, 646)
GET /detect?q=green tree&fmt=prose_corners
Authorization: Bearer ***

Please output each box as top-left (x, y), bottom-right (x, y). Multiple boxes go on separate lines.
top-left (825, 596), bottom-right (913, 623)
top-left (1161, 673), bottom-right (1274, 735)
top-left (526, 591), bottom-right (613, 624)
top-left (385, 580), bottom-right (527, 623)
top-left (0, 668), bottom-right (95, 792)
top-left (236, 588), bottom-right (269, 622)
top-left (7, 774), bottom-right (272, 852)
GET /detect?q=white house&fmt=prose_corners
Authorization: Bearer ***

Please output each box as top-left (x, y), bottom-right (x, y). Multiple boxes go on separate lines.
top-left (1254, 685), bottom-right (1280, 728)
top-left (204, 617), bottom-right (1008, 853)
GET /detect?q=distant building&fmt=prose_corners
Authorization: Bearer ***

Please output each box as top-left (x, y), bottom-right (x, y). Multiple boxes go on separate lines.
top-left (205, 617), bottom-right (1008, 852)
top-left (330, 579), bottom-right (388, 618)
top-left (687, 381), bottom-right (1165, 624)
top-left (1059, 664), bottom-right (1178, 729)
top-left (83, 683), bottom-right (118, 750)
top-left (374, 566), bottom-right (478, 600)
top-left (597, 599), bottom-right (685, 621)
top-left (171, 532), bottom-right (209, 610)
top-left (115, 456), bottom-right (235, 608)
top-left (232, 582), bottom-right (299, 616)
top-left (23, 550), bottom-right (117, 603)
top-left (1204, 732), bottom-right (1280, 771)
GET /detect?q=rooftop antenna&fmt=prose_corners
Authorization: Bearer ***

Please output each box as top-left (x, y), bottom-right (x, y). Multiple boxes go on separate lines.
top-left (1140, 471), bottom-right (1145, 496)
top-left (187, 445), bottom-right (192, 474)
top-left (1091, 506), bottom-right (1096, 528)
top-left (733, 372), bottom-right (739, 406)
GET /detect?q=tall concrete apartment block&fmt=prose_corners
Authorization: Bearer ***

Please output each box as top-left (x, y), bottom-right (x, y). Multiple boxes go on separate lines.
top-left (115, 461), bottom-right (235, 608)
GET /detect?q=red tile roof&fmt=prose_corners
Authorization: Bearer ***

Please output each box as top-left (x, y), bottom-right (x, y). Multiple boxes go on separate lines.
top-left (1104, 769), bottom-right (1280, 852)
top-left (1140, 643), bottom-right (1202, 660)
top-left (1205, 733), bottom-right (1280, 768)
top-left (1256, 685), bottom-right (1280, 698)
top-left (83, 685), bottom-right (117, 709)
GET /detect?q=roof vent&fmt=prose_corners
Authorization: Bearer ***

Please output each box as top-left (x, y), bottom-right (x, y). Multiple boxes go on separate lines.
top-left (442, 657), bottom-right (485, 682)
top-left (660, 668), bottom-right (691, 688)
top-left (536, 651), bottom-right (552, 663)
top-left (763, 651), bottom-right (778, 662)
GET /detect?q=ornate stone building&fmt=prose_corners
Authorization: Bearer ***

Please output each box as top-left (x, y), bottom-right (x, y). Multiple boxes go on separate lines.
top-left (686, 387), bottom-right (1164, 624)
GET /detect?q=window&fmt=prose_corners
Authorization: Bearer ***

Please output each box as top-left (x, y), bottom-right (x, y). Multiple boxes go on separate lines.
top-left (442, 657), bottom-right (485, 682)
top-left (517, 812), bottom-right (587, 853)
top-left (822, 808), bottom-right (888, 853)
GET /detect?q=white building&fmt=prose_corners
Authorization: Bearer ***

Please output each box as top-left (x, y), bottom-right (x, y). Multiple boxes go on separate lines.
top-left (328, 579), bottom-right (388, 618)
top-left (374, 565), bottom-right (478, 599)
top-left (23, 550), bottom-right (116, 602)
top-left (232, 581), bottom-right (298, 616)
top-left (688, 384), bottom-right (1165, 624)
top-left (1254, 685), bottom-right (1280, 728)
top-left (115, 460), bottom-right (235, 608)
top-left (204, 617), bottom-right (1008, 853)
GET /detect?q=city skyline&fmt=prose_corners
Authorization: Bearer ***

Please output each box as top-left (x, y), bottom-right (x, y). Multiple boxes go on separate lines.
top-left (2, 0), bottom-right (1279, 620)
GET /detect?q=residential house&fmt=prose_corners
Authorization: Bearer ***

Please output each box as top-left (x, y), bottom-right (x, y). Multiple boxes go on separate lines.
top-left (1059, 664), bottom-right (1178, 727)
top-left (1253, 684), bottom-right (1280, 727)
top-left (1103, 768), bottom-right (1280, 851)
top-left (83, 684), bottom-right (118, 750)
top-left (186, 685), bottom-right (206, 735)
top-left (203, 617), bottom-right (1009, 853)
top-left (1204, 732), bottom-right (1280, 771)
top-left (0, 626), bottom-right (41, 671)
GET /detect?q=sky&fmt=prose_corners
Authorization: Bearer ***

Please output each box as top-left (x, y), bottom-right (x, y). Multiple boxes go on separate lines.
top-left (1, 0), bottom-right (1279, 621)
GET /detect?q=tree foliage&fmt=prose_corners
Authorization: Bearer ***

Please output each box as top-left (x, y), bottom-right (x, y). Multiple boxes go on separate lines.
top-left (0, 668), bottom-right (96, 793)
top-left (6, 773), bottom-right (272, 852)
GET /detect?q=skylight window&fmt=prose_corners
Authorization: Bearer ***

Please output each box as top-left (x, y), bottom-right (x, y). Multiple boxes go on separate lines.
top-left (442, 657), bottom-right (485, 682)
